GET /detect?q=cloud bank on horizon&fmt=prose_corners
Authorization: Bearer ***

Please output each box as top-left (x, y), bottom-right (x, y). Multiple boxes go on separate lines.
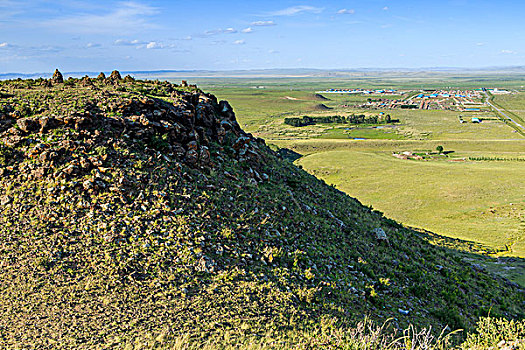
top-left (0, 0), bottom-right (524, 72)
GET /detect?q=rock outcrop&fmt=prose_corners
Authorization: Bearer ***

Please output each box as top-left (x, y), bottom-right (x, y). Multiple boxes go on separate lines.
top-left (109, 70), bottom-right (122, 80)
top-left (51, 68), bottom-right (64, 83)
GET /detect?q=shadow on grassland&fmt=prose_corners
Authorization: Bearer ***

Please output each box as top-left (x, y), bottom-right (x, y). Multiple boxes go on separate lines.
top-left (414, 227), bottom-right (525, 289)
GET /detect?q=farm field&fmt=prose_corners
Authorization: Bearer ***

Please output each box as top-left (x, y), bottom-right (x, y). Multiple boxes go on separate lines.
top-left (196, 77), bottom-right (525, 286)
top-left (493, 92), bottom-right (525, 127)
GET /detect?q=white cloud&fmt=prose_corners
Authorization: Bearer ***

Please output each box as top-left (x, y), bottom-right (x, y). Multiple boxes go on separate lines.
top-left (146, 41), bottom-right (163, 49)
top-left (114, 39), bottom-right (144, 46)
top-left (114, 39), bottom-right (168, 49)
top-left (269, 49), bottom-right (279, 54)
top-left (86, 42), bottom-right (101, 48)
top-left (501, 49), bottom-right (516, 54)
top-left (251, 21), bottom-right (276, 26)
top-left (383, 6), bottom-right (389, 11)
top-left (242, 27), bottom-right (253, 33)
top-left (204, 28), bottom-right (238, 36)
top-left (44, 1), bottom-right (159, 35)
top-left (270, 5), bottom-right (323, 16)
top-left (337, 9), bottom-right (355, 15)
top-left (0, 42), bottom-right (8, 48)
top-left (476, 42), bottom-right (486, 46)
top-left (233, 40), bottom-right (245, 45)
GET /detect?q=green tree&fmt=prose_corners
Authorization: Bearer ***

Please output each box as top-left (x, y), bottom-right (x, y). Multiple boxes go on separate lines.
top-left (436, 145), bottom-right (444, 154)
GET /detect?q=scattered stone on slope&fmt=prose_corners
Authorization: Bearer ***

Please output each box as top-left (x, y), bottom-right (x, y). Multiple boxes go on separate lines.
top-left (16, 118), bottom-right (38, 133)
top-left (373, 227), bottom-right (388, 242)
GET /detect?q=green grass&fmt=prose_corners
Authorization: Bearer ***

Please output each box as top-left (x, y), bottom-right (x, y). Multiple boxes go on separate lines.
top-left (110, 317), bottom-right (525, 349)
top-left (317, 127), bottom-right (406, 140)
top-left (494, 92), bottom-right (525, 127)
top-left (297, 150), bottom-right (525, 257)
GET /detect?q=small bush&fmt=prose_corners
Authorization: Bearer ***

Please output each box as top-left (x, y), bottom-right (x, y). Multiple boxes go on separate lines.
top-left (460, 317), bottom-right (525, 349)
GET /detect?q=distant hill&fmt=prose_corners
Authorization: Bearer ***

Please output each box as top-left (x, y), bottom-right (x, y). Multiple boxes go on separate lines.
top-left (310, 103), bottom-right (332, 111)
top-left (312, 93), bottom-right (330, 101)
top-left (0, 73), bottom-right (523, 348)
top-left (2, 66), bottom-right (525, 80)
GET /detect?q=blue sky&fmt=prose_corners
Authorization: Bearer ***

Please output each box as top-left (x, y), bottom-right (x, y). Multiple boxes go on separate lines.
top-left (0, 0), bottom-right (524, 72)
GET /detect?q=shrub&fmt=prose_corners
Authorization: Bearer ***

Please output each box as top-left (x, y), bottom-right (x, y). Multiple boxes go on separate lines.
top-left (460, 317), bottom-right (525, 349)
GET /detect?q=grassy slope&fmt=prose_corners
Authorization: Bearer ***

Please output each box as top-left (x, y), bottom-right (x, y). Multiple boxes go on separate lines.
top-left (0, 78), bottom-right (523, 348)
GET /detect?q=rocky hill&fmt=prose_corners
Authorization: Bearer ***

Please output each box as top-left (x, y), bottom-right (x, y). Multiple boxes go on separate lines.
top-left (0, 72), bottom-right (523, 348)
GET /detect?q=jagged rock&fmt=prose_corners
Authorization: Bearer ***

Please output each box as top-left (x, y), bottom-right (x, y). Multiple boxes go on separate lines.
top-left (51, 69), bottom-right (64, 84)
top-left (196, 256), bottom-right (215, 273)
top-left (81, 76), bottom-right (94, 87)
top-left (398, 308), bottom-right (410, 316)
top-left (124, 75), bottom-right (135, 82)
top-left (38, 117), bottom-right (58, 132)
top-left (218, 100), bottom-right (236, 120)
top-left (185, 148), bottom-right (199, 164)
top-left (199, 146), bottom-right (211, 165)
top-left (97, 72), bottom-right (106, 80)
top-left (0, 196), bottom-right (12, 206)
top-left (16, 118), bottom-right (39, 133)
top-left (187, 140), bottom-right (198, 151)
top-left (109, 70), bottom-right (122, 80)
top-left (373, 227), bottom-right (388, 241)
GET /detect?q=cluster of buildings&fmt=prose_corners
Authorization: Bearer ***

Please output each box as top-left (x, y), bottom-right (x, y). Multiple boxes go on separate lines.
top-left (321, 87), bottom-right (514, 112)
top-left (489, 88), bottom-right (512, 95)
top-left (405, 90), bottom-right (486, 111)
top-left (317, 88), bottom-right (401, 95)
top-left (347, 89), bottom-right (489, 111)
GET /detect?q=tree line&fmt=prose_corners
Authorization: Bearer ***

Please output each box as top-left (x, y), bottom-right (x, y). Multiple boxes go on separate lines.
top-left (284, 114), bottom-right (395, 127)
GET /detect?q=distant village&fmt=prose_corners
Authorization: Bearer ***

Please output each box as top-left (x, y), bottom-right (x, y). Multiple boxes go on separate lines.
top-left (317, 88), bottom-right (402, 95)
top-left (317, 88), bottom-right (514, 112)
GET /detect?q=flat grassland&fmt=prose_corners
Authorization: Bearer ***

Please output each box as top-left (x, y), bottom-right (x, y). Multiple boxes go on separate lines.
top-left (191, 76), bottom-right (525, 285)
top-left (493, 92), bottom-right (525, 127)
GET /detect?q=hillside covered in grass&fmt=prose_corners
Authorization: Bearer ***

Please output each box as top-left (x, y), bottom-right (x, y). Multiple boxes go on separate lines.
top-left (0, 72), bottom-right (523, 348)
